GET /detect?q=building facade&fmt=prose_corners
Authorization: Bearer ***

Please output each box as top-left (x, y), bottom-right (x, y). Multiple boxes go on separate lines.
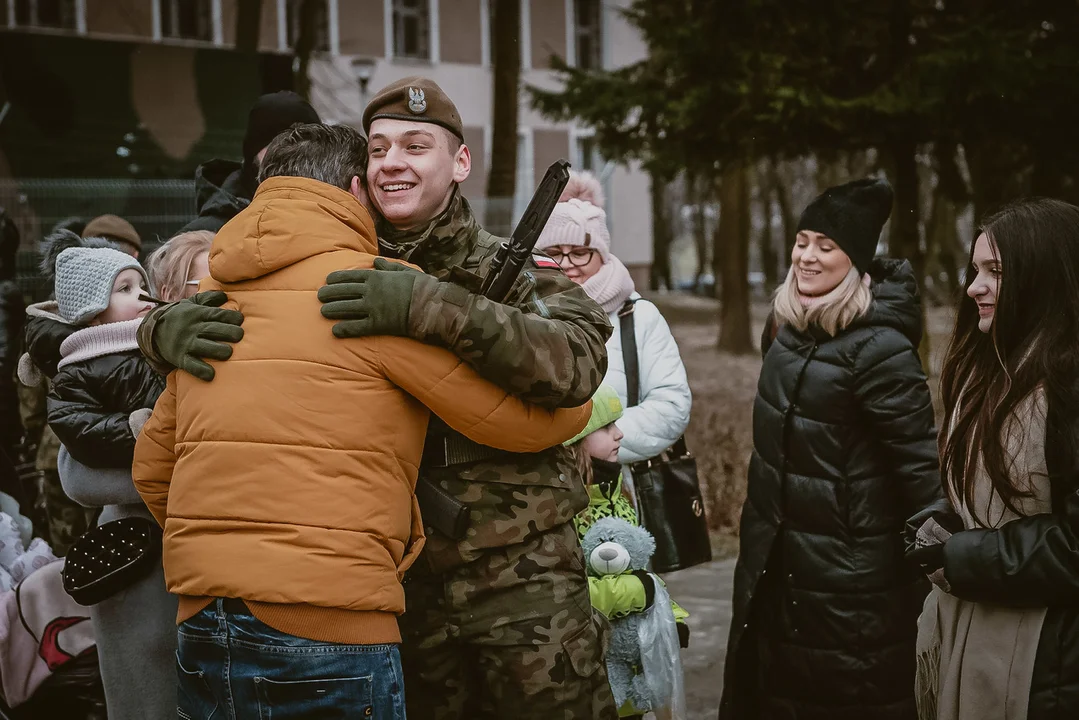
top-left (2, 0), bottom-right (653, 279)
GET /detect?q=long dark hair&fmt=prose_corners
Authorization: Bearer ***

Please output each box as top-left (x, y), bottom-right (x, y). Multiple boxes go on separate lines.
top-left (940, 198), bottom-right (1079, 521)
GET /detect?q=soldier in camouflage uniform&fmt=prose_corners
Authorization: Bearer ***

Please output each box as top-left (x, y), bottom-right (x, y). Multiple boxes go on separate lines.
top-left (136, 77), bottom-right (617, 719)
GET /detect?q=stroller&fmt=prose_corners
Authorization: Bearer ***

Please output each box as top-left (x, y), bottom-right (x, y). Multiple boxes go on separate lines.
top-left (0, 456), bottom-right (105, 719)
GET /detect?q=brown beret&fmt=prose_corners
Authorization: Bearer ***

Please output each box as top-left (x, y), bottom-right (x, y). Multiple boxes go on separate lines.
top-left (82, 214), bottom-right (141, 250)
top-left (362, 76), bottom-right (464, 140)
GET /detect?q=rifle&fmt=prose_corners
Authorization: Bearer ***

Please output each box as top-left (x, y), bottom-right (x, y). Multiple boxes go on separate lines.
top-left (479, 159), bottom-right (572, 301)
top-left (415, 160), bottom-right (572, 542)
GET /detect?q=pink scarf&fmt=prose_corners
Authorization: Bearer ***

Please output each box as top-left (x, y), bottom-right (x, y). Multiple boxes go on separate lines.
top-left (584, 254), bottom-right (637, 314)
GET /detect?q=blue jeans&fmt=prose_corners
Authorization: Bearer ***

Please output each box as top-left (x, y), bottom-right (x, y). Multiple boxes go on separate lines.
top-left (176, 599), bottom-right (406, 720)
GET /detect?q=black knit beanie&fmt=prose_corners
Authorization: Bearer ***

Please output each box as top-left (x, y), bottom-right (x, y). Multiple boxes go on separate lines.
top-left (242, 91), bottom-right (321, 166)
top-left (795, 177), bottom-right (894, 273)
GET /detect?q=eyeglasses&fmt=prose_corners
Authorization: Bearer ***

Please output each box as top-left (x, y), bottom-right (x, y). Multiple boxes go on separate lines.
top-left (545, 248), bottom-right (598, 267)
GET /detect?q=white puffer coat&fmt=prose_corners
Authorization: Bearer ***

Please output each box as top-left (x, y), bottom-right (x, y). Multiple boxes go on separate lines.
top-left (603, 294), bottom-right (692, 465)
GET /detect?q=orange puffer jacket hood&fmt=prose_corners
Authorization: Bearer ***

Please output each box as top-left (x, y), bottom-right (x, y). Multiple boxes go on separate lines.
top-left (133, 177), bottom-right (590, 643)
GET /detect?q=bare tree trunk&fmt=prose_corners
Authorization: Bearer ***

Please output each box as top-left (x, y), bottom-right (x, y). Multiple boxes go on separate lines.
top-left (888, 137), bottom-right (930, 368)
top-left (292, 0), bottom-right (319, 101)
top-left (769, 158), bottom-right (796, 264)
top-left (715, 162), bottom-right (754, 354)
top-left (691, 174), bottom-right (709, 292)
top-left (485, 0), bottom-right (521, 235)
top-left (757, 160), bottom-right (778, 292)
top-left (235, 0), bottom-right (263, 52)
top-left (650, 173), bottom-right (673, 291)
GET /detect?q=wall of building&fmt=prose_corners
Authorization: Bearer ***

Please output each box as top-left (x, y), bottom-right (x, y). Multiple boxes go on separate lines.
top-left (3, 0), bottom-right (653, 274)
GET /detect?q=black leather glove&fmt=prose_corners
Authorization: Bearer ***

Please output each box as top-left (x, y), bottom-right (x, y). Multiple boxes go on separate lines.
top-left (318, 258), bottom-right (433, 339)
top-left (152, 291), bottom-right (244, 382)
top-left (904, 499), bottom-right (963, 574)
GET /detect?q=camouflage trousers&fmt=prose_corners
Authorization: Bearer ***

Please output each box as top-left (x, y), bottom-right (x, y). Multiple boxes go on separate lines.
top-left (400, 520), bottom-right (618, 720)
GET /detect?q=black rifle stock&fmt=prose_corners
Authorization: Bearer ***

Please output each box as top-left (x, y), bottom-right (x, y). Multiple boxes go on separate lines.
top-left (415, 160), bottom-right (571, 541)
top-left (479, 159), bottom-right (572, 302)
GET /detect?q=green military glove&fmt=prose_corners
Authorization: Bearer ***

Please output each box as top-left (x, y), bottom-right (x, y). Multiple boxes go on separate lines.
top-left (153, 291), bottom-right (244, 382)
top-left (318, 257), bottom-right (432, 338)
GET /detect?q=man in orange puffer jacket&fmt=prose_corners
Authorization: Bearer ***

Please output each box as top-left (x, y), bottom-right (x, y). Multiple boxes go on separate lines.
top-left (132, 123), bottom-right (590, 719)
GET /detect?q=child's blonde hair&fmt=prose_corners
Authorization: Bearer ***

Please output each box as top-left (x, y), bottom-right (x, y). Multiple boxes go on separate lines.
top-left (146, 230), bottom-right (214, 302)
top-left (772, 265), bottom-right (872, 336)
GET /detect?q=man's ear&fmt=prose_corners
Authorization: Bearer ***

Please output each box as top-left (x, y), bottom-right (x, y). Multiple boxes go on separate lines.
top-left (453, 144), bottom-right (471, 185)
top-left (349, 176), bottom-right (372, 213)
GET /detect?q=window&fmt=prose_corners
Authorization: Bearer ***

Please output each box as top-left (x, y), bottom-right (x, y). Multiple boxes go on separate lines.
top-left (13, 0), bottom-right (77, 29)
top-left (514, 131), bottom-right (534, 223)
top-left (159, 0), bottom-right (212, 41)
top-left (576, 135), bottom-right (598, 172)
top-left (392, 0), bottom-right (430, 60)
top-left (574, 0), bottom-right (601, 70)
top-left (286, 0), bottom-right (330, 52)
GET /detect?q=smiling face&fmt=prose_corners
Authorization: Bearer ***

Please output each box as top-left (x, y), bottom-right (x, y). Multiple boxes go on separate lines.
top-left (791, 230), bottom-right (853, 296)
top-left (92, 268), bottom-right (153, 325)
top-left (366, 119), bottom-right (470, 231)
top-left (967, 232), bottom-right (1000, 333)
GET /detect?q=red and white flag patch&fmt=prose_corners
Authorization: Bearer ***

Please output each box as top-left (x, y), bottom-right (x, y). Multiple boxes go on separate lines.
top-left (532, 254), bottom-right (563, 270)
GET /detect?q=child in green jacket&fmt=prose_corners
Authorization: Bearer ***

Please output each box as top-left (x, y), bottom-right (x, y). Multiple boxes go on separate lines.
top-left (567, 385), bottom-right (688, 717)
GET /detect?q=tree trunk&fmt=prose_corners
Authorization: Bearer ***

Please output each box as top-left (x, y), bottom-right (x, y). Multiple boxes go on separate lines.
top-left (650, 174), bottom-right (673, 291)
top-left (292, 0), bottom-right (319, 101)
top-left (888, 137), bottom-right (930, 368)
top-left (758, 161), bottom-right (778, 293)
top-left (769, 157), bottom-right (796, 254)
top-left (485, 0), bottom-right (521, 235)
top-left (691, 175), bottom-right (709, 291)
top-left (715, 162), bottom-right (754, 354)
top-left (235, 0), bottom-right (263, 52)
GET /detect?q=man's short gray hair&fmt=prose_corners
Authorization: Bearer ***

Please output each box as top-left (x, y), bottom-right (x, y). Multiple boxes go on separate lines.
top-left (257, 123), bottom-right (368, 191)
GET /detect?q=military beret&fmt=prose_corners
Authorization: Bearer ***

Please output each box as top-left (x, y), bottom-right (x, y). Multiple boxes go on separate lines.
top-left (362, 76), bottom-right (464, 141)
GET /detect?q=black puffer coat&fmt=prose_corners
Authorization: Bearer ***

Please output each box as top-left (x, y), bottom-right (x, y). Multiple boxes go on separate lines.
top-left (47, 350), bottom-right (164, 469)
top-left (939, 390), bottom-right (1079, 719)
top-left (720, 259), bottom-right (942, 720)
top-left (176, 159), bottom-right (255, 234)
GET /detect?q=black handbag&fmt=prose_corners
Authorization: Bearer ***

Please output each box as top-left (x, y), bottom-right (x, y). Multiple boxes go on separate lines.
top-left (620, 300), bottom-right (712, 573)
top-left (62, 517), bottom-right (162, 606)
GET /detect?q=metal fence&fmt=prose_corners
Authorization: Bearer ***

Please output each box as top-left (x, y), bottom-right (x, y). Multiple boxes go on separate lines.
top-left (2, 178), bottom-right (198, 301)
top-left (2, 178), bottom-right (528, 303)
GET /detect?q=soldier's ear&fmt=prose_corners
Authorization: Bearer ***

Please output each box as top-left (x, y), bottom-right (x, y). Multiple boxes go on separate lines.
top-left (452, 143), bottom-right (471, 185)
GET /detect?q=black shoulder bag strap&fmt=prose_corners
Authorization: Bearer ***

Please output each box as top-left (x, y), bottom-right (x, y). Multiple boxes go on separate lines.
top-left (618, 299), bottom-right (640, 408)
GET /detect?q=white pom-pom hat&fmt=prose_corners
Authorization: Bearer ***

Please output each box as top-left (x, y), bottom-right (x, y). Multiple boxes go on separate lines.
top-left (535, 171), bottom-right (612, 258)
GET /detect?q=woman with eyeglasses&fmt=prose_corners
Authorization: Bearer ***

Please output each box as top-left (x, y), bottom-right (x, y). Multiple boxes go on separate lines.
top-left (145, 230), bottom-right (213, 302)
top-left (535, 172), bottom-right (692, 512)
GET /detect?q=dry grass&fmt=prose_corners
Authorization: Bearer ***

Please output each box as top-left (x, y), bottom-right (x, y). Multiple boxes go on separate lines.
top-left (648, 293), bottom-right (955, 549)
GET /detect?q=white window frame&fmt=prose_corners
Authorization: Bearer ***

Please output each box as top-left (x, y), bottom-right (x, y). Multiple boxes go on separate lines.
top-left (384, 0), bottom-right (438, 62)
top-left (152, 0), bottom-right (220, 44)
top-left (570, 126), bottom-right (597, 172)
top-left (566, 0), bottom-right (602, 71)
top-left (278, 0), bottom-right (338, 54)
top-left (519, 0), bottom-right (530, 71)
top-left (479, 0), bottom-right (490, 67)
top-left (514, 127), bottom-right (535, 223)
top-left (7, 0), bottom-right (84, 31)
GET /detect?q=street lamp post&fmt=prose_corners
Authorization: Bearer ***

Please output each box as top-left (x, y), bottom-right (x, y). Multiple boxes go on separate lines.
top-left (351, 58), bottom-right (376, 127)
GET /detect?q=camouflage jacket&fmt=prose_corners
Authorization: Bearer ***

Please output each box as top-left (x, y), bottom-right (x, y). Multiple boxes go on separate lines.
top-left (380, 191), bottom-right (612, 571)
top-left (381, 190), bottom-right (611, 408)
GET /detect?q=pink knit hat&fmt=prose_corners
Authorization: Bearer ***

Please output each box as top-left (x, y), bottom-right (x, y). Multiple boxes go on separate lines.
top-left (535, 172), bottom-right (612, 258)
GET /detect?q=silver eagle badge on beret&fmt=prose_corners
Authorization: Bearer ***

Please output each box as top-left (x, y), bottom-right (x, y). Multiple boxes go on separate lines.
top-left (407, 87), bottom-right (427, 114)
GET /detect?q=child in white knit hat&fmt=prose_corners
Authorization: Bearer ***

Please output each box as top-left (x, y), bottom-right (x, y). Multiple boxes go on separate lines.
top-left (39, 229), bottom-right (164, 464)
top-left (32, 229), bottom-right (177, 720)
